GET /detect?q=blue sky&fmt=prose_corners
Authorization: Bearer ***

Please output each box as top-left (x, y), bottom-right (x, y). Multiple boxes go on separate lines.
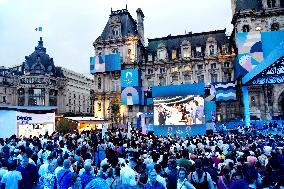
top-left (0, 0), bottom-right (233, 77)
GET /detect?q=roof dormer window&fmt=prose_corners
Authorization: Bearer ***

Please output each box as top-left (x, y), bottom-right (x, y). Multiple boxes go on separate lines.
top-left (181, 40), bottom-right (191, 59)
top-left (111, 26), bottom-right (120, 38)
top-left (243, 25), bottom-right (250, 32)
top-left (209, 45), bottom-right (215, 56)
top-left (157, 44), bottom-right (167, 61)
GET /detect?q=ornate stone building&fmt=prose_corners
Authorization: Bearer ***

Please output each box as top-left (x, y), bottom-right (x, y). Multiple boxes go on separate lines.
top-left (231, 0), bottom-right (284, 119)
top-left (1, 37), bottom-right (94, 115)
top-left (92, 7), bottom-right (235, 125)
top-left (92, 8), bottom-right (145, 123)
top-left (0, 66), bottom-right (17, 106)
top-left (61, 68), bottom-right (94, 115)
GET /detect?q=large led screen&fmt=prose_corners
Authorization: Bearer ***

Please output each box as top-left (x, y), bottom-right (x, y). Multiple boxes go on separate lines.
top-left (154, 95), bottom-right (204, 125)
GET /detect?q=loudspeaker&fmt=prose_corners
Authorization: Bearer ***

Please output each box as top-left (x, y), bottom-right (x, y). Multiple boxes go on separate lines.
top-left (206, 129), bottom-right (213, 135)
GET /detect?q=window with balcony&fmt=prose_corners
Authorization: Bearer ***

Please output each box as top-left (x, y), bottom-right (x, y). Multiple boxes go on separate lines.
top-left (211, 74), bottom-right (218, 82)
top-left (160, 67), bottom-right (166, 73)
top-left (222, 45), bottom-right (228, 54)
top-left (148, 68), bottom-right (154, 75)
top-left (159, 77), bottom-right (166, 85)
top-left (197, 75), bottom-right (204, 83)
top-left (223, 72), bottom-right (232, 82)
top-left (184, 75), bottom-right (191, 84)
top-left (197, 64), bottom-right (203, 70)
top-left (224, 62), bottom-right (230, 68)
top-left (211, 63), bottom-right (217, 69)
top-left (171, 75), bottom-right (179, 83)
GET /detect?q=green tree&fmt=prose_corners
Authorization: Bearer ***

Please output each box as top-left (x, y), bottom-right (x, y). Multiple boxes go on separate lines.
top-left (56, 118), bottom-right (77, 133)
top-left (111, 97), bottom-right (121, 124)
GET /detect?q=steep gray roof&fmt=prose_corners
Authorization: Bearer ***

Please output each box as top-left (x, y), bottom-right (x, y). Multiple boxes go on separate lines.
top-left (99, 9), bottom-right (138, 41)
top-left (146, 29), bottom-right (229, 59)
top-left (235, 0), bottom-right (263, 12)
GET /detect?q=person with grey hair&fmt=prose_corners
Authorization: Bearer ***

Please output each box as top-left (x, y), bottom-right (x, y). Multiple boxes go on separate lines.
top-left (80, 163), bottom-right (95, 189)
top-left (39, 160), bottom-right (57, 189)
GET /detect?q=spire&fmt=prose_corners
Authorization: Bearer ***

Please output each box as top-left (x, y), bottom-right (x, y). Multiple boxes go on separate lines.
top-left (38, 37), bottom-right (43, 47)
top-left (35, 37), bottom-right (46, 52)
top-left (126, 4), bottom-right (127, 10)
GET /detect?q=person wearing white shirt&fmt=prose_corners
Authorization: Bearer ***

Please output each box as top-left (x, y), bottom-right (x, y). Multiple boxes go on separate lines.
top-left (1, 161), bottom-right (22, 189)
top-left (120, 158), bottom-right (138, 186)
top-left (38, 156), bottom-right (53, 177)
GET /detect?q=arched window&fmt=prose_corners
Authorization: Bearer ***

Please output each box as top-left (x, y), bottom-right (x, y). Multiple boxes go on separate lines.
top-left (242, 25), bottom-right (250, 32)
top-left (271, 23), bottom-right (279, 31)
top-left (209, 45), bottom-right (215, 56)
top-left (98, 77), bottom-right (101, 89)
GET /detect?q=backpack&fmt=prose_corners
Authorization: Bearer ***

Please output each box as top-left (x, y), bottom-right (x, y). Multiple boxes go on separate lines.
top-left (191, 172), bottom-right (209, 189)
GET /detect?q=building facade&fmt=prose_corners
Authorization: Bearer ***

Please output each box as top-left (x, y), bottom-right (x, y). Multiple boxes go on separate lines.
top-left (0, 66), bottom-right (17, 106)
top-left (61, 68), bottom-right (94, 115)
top-left (92, 7), bottom-right (235, 125)
top-left (1, 38), bottom-right (94, 115)
top-left (231, 0), bottom-right (284, 119)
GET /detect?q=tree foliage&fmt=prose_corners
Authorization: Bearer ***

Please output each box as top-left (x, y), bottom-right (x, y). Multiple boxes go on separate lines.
top-left (56, 118), bottom-right (77, 134)
top-left (111, 97), bottom-right (121, 124)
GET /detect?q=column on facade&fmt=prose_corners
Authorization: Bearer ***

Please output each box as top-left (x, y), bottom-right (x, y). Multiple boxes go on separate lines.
top-left (242, 86), bottom-right (250, 127)
top-left (45, 88), bottom-right (49, 106)
top-left (24, 88), bottom-right (29, 106)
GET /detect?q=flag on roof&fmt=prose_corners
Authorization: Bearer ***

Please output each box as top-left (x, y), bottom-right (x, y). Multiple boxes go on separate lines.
top-left (35, 27), bottom-right (42, 32)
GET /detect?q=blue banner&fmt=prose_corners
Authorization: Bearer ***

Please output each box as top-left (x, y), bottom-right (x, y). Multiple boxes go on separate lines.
top-left (90, 53), bottom-right (121, 73)
top-left (152, 83), bottom-right (205, 97)
top-left (121, 69), bottom-right (141, 87)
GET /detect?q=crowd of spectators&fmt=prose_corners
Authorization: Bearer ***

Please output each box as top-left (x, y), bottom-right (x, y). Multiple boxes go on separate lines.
top-left (0, 127), bottom-right (283, 189)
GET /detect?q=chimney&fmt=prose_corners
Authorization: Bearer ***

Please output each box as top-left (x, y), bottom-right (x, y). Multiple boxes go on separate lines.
top-left (136, 8), bottom-right (145, 45)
